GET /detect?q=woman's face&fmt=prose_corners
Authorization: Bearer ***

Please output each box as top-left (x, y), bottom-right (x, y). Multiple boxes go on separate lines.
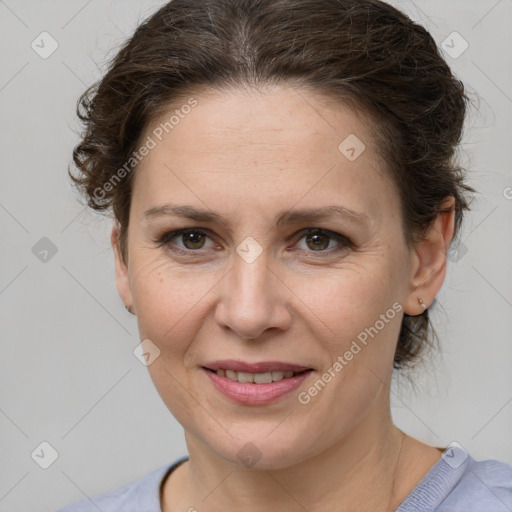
top-left (113, 85), bottom-right (426, 469)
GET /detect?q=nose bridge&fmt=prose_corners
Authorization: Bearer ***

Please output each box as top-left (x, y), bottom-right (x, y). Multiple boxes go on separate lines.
top-left (215, 245), bottom-right (288, 339)
top-left (230, 246), bottom-right (273, 312)
top-left (229, 221), bottom-right (274, 297)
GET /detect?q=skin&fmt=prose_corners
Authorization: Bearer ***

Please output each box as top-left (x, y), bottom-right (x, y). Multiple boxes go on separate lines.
top-left (111, 85), bottom-right (455, 511)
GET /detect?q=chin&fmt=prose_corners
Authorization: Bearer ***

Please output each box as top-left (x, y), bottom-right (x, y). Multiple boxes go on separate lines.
top-left (204, 427), bottom-right (316, 471)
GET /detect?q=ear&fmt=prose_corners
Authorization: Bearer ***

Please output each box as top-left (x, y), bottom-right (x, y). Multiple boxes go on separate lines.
top-left (111, 222), bottom-right (134, 311)
top-left (404, 196), bottom-right (456, 316)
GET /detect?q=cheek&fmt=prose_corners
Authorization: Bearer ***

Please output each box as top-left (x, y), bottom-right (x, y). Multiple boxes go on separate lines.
top-left (130, 260), bottom-right (219, 422)
top-left (293, 272), bottom-right (403, 436)
top-left (294, 261), bottom-right (401, 338)
top-left (296, 264), bottom-right (405, 400)
top-left (130, 255), bottom-right (220, 355)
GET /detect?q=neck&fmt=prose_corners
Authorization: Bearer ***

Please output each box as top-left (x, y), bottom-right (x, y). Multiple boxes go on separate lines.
top-left (164, 396), bottom-right (428, 512)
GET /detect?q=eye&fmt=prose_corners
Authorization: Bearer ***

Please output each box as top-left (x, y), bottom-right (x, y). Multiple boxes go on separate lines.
top-left (156, 227), bottom-right (352, 257)
top-left (293, 228), bottom-right (352, 255)
top-left (157, 228), bottom-right (218, 254)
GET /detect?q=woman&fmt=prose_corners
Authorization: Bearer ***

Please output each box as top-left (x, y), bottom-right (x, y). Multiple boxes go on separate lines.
top-left (57, 0), bottom-right (512, 510)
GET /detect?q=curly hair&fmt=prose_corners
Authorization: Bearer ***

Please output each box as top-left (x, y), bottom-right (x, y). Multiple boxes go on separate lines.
top-left (69, 0), bottom-right (475, 369)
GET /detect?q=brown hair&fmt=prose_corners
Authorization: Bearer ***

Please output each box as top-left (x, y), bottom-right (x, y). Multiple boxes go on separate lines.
top-left (69, 0), bottom-right (475, 369)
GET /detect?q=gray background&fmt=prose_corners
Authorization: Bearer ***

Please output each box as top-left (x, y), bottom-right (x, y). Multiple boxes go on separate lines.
top-left (0, 1), bottom-right (511, 511)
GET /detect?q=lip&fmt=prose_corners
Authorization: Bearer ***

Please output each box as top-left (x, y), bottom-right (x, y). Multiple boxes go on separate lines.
top-left (202, 367), bottom-right (314, 405)
top-left (202, 359), bottom-right (312, 373)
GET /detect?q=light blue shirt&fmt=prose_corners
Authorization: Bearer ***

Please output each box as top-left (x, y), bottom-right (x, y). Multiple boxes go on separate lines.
top-left (55, 445), bottom-right (512, 511)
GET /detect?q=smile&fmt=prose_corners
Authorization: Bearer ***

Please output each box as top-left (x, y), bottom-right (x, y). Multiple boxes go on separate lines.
top-left (202, 365), bottom-right (314, 405)
top-left (208, 368), bottom-right (301, 383)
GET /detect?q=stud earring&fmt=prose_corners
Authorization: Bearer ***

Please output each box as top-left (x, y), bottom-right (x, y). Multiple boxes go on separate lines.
top-left (418, 298), bottom-right (427, 310)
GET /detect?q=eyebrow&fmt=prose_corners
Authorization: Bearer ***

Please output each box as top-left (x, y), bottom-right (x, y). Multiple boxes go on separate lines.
top-left (142, 203), bottom-right (369, 226)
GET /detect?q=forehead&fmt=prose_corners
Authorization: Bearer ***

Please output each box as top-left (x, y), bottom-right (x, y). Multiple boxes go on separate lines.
top-left (144, 85), bottom-right (375, 157)
top-left (133, 85), bottom-right (398, 224)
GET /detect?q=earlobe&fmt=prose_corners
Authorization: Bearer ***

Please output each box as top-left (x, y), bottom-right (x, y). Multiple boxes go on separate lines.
top-left (111, 222), bottom-right (134, 313)
top-left (404, 196), bottom-right (456, 316)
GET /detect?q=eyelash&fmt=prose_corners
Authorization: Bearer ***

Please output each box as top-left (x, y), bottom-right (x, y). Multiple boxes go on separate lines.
top-left (156, 228), bottom-right (353, 257)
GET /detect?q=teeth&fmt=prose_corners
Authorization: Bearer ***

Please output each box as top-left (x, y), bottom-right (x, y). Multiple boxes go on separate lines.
top-left (215, 369), bottom-right (300, 383)
top-left (237, 371), bottom-right (254, 383)
top-left (271, 371), bottom-right (284, 381)
top-left (254, 372), bottom-right (272, 384)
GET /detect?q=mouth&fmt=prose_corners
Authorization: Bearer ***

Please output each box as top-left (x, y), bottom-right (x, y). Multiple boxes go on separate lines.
top-left (202, 367), bottom-right (311, 384)
top-left (201, 360), bottom-right (314, 405)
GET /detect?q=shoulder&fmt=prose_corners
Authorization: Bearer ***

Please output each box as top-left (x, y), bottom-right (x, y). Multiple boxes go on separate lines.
top-left (397, 445), bottom-right (512, 512)
top-left (54, 458), bottom-right (187, 512)
top-left (437, 455), bottom-right (512, 511)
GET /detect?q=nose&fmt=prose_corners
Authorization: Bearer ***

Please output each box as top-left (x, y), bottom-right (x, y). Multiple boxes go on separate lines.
top-left (214, 251), bottom-right (292, 340)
